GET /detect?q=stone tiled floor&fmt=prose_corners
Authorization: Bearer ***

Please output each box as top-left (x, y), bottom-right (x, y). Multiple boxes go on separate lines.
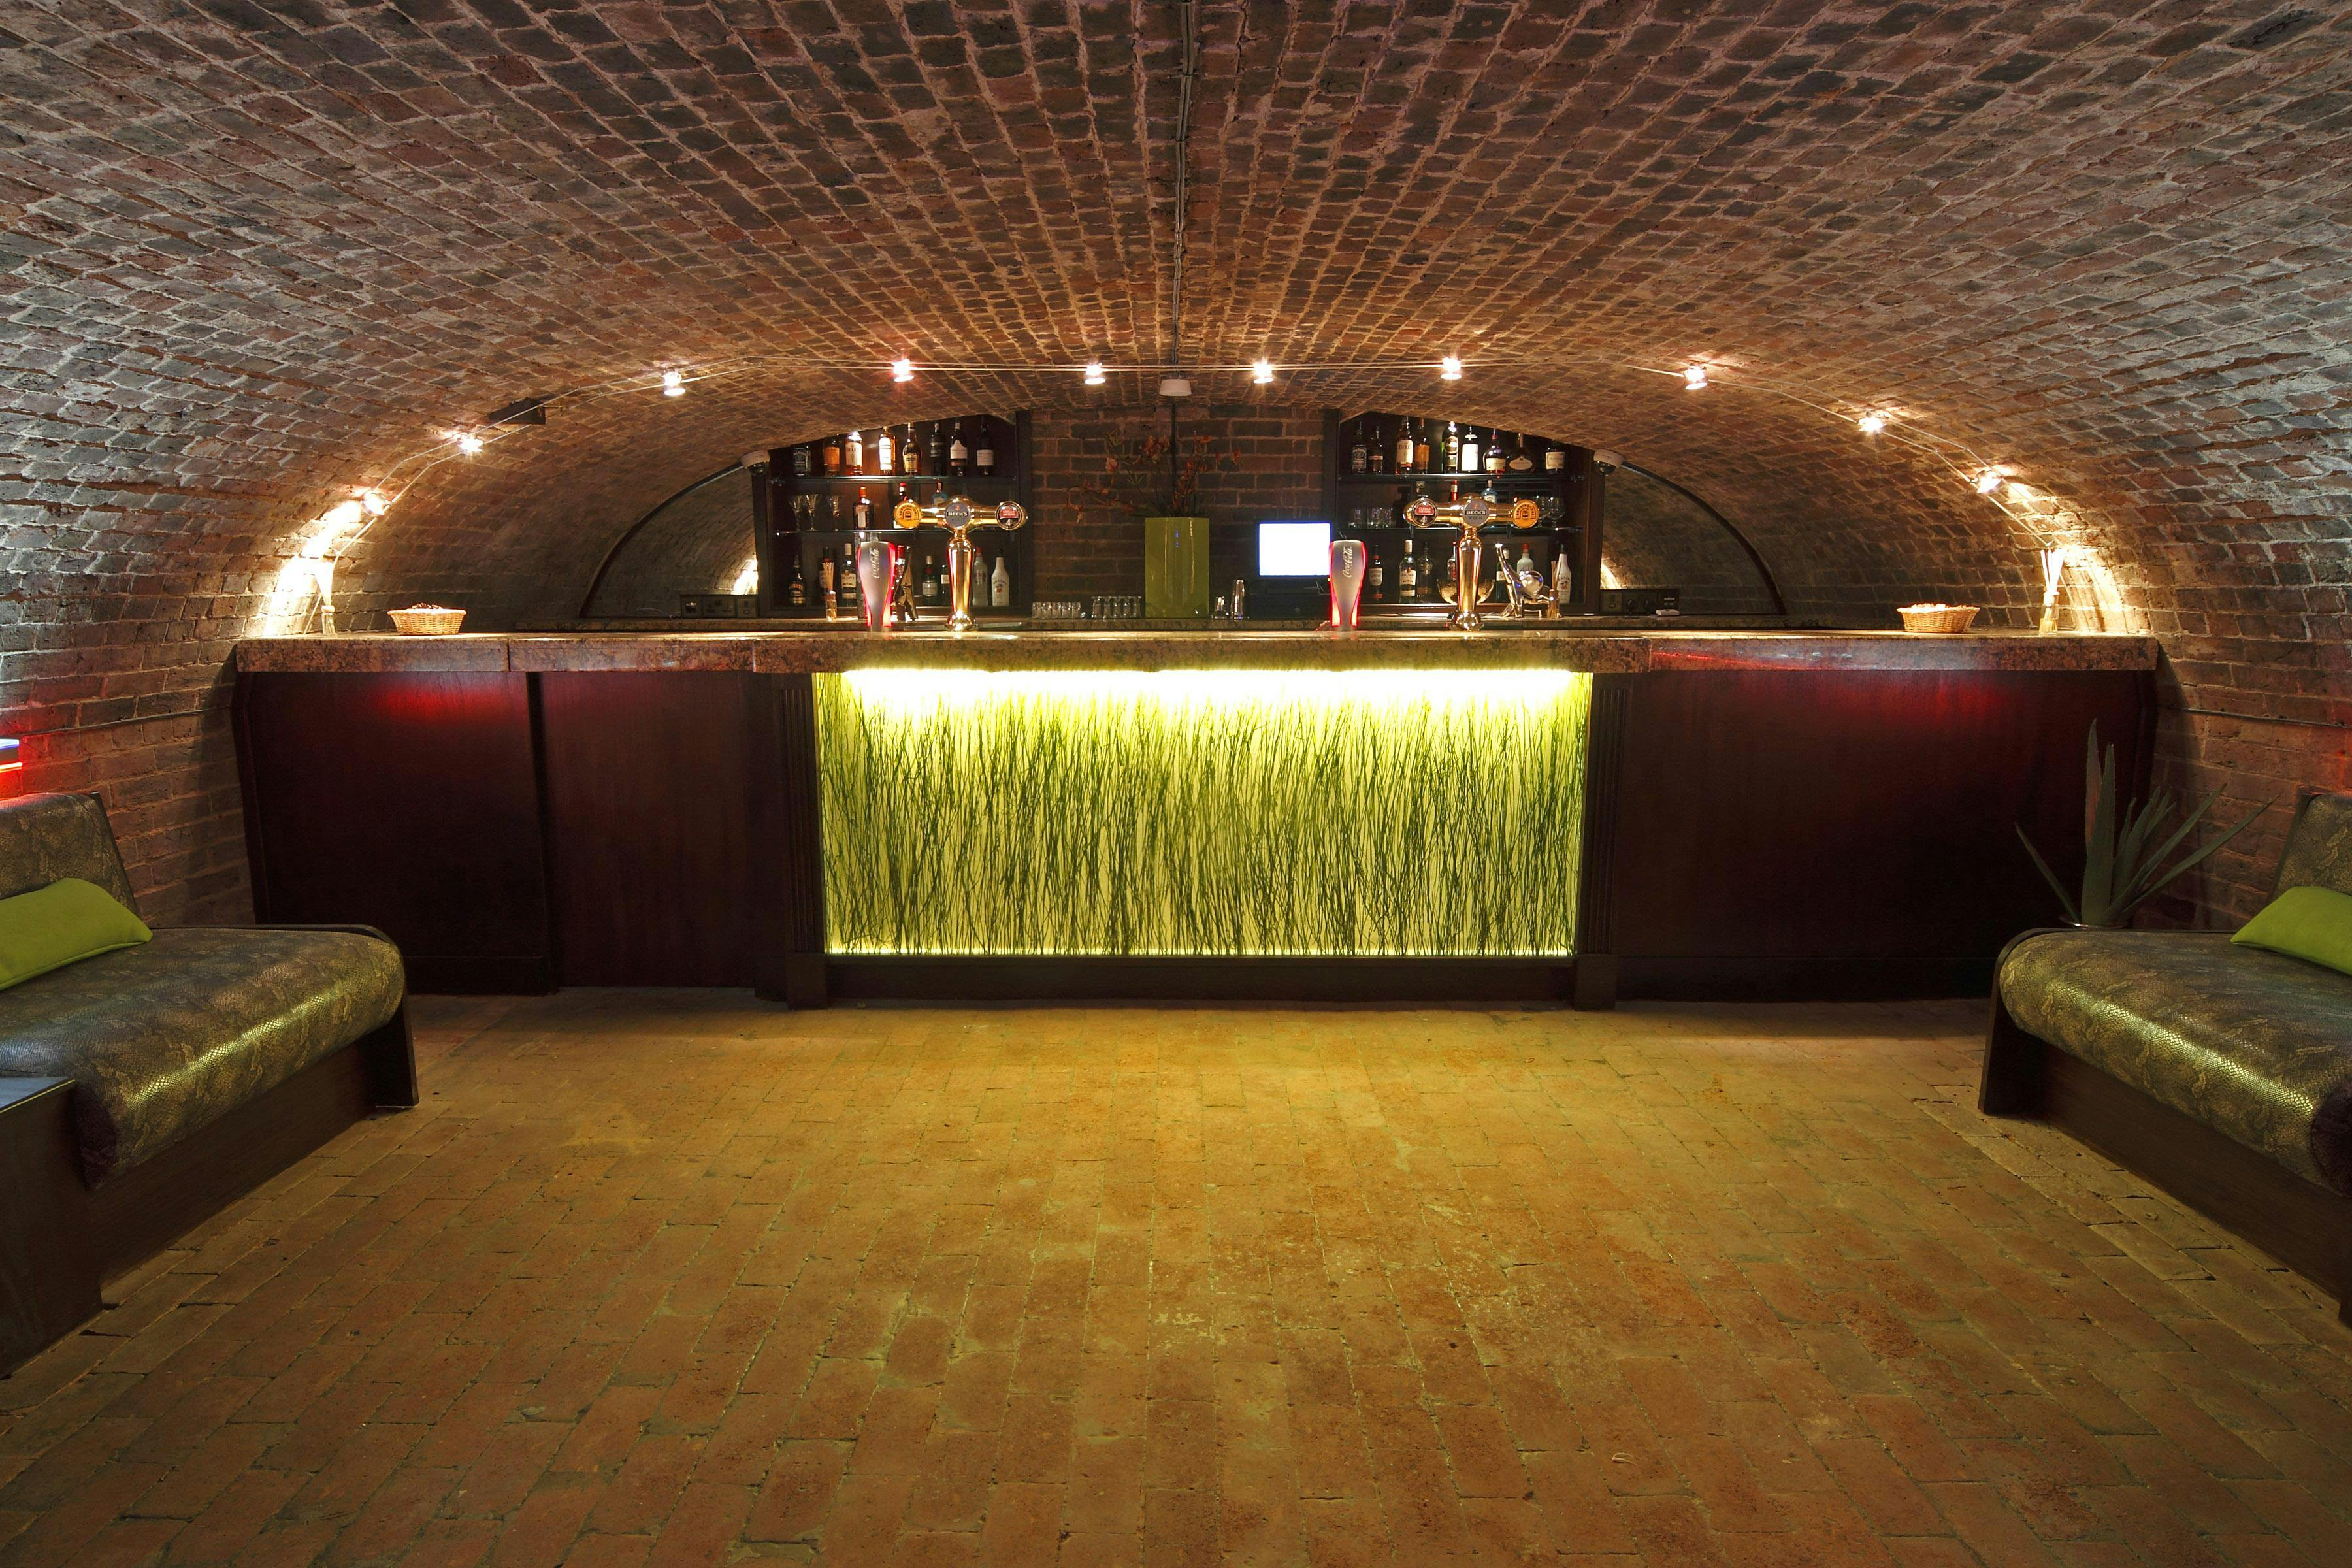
top-left (5, 995), bottom-right (2351, 1567)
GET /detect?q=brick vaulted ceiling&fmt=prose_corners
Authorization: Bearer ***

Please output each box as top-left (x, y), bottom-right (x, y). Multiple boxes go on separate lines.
top-left (3, 1), bottom-right (2349, 913)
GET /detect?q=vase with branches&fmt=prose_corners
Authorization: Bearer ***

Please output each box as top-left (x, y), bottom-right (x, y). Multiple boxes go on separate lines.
top-left (1076, 428), bottom-right (1233, 519)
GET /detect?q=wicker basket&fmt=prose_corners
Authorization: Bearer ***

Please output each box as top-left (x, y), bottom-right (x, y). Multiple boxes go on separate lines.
top-left (388, 605), bottom-right (466, 636)
top-left (1897, 602), bottom-right (1979, 634)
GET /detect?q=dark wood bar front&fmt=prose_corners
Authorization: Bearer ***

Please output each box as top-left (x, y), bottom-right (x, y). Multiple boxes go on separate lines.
top-left (234, 630), bottom-right (2157, 1005)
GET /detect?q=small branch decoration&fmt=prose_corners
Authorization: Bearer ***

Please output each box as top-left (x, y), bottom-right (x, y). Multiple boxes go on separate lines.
top-left (1075, 429), bottom-right (1233, 517)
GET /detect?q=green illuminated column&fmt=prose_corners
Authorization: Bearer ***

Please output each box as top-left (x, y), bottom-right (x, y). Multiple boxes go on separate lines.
top-left (814, 668), bottom-right (1590, 956)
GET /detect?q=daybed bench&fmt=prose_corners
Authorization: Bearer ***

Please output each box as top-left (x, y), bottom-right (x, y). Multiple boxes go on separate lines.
top-left (0, 792), bottom-right (416, 1373)
top-left (1982, 789), bottom-right (2352, 1322)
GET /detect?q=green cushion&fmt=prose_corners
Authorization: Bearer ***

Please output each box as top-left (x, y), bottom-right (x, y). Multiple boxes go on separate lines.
top-left (0, 878), bottom-right (152, 991)
top-left (2233, 885), bottom-right (2352, 977)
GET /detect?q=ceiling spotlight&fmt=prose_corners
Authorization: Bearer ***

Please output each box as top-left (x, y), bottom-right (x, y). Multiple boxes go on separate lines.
top-left (662, 370), bottom-right (685, 397)
top-left (891, 358), bottom-right (915, 383)
top-left (456, 432), bottom-right (484, 455)
top-left (1252, 359), bottom-right (1274, 385)
top-left (1084, 361), bottom-right (1106, 385)
top-left (1857, 412), bottom-right (1887, 436)
top-left (359, 489), bottom-right (389, 515)
top-left (1974, 468), bottom-right (2006, 495)
top-left (1683, 365), bottom-right (1708, 391)
top-left (1439, 356), bottom-right (1463, 381)
top-left (319, 499), bottom-right (367, 531)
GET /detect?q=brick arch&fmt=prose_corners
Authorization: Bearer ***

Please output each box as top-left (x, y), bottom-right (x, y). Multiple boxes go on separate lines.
top-left (1, 3), bottom-right (2344, 919)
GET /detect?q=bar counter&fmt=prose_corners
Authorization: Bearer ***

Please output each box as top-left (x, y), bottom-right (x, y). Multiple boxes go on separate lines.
top-left (237, 627), bottom-right (2158, 676)
top-left (231, 627), bottom-right (2162, 1007)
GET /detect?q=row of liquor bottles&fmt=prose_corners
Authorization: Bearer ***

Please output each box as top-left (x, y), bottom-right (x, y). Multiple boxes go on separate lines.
top-left (780, 479), bottom-right (962, 532)
top-left (775, 420), bottom-right (1009, 480)
top-left (1345, 536), bottom-right (1576, 606)
top-left (777, 545), bottom-right (1017, 615)
top-left (1343, 417), bottom-right (1564, 478)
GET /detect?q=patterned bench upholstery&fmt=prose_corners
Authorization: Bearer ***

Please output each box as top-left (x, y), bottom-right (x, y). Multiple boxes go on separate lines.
top-left (1996, 791), bottom-right (2352, 1196)
top-left (0, 792), bottom-right (404, 1183)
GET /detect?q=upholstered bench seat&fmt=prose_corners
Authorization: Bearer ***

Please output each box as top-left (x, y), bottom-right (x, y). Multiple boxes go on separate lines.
top-left (0, 926), bottom-right (404, 1183)
top-left (2001, 929), bottom-right (2352, 1196)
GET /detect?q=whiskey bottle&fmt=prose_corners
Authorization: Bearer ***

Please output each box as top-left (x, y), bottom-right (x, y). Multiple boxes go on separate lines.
top-left (1394, 419), bottom-right (1414, 473)
top-left (1460, 424), bottom-right (1480, 475)
top-left (975, 423), bottom-right (996, 475)
top-left (1370, 421), bottom-right (1388, 474)
top-left (1349, 421), bottom-right (1368, 474)
top-left (787, 555), bottom-right (806, 607)
top-left (1369, 548), bottom-right (1386, 600)
top-left (821, 433), bottom-right (842, 474)
top-left (990, 554), bottom-right (1012, 607)
top-left (893, 483), bottom-right (921, 528)
top-left (1508, 434), bottom-right (1534, 472)
top-left (1485, 433), bottom-right (1505, 474)
top-left (846, 429), bottom-right (864, 472)
top-left (1543, 440), bottom-right (1565, 473)
top-left (853, 487), bottom-right (874, 529)
top-left (1445, 421), bottom-right (1462, 472)
top-left (927, 423), bottom-right (947, 473)
top-left (1399, 546), bottom-right (1418, 599)
top-left (902, 425), bottom-right (920, 475)
top-left (875, 427), bottom-right (895, 474)
top-left (949, 422), bottom-right (970, 477)
top-left (791, 444), bottom-right (811, 477)
top-left (1413, 420), bottom-right (1432, 473)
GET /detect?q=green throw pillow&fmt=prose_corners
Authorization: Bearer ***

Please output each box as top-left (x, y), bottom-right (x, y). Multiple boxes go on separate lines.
top-left (0, 878), bottom-right (153, 991)
top-left (2232, 885), bottom-right (2352, 977)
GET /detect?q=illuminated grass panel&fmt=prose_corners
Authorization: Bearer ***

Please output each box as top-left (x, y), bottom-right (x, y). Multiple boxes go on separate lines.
top-left (814, 668), bottom-right (1589, 956)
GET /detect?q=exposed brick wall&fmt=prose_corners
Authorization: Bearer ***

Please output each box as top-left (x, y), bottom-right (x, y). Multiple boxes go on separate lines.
top-left (584, 468), bottom-right (758, 617)
top-left (3, 3), bottom-right (2348, 925)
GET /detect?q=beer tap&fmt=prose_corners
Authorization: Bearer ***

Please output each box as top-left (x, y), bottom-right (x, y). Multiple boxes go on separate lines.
top-left (913, 492), bottom-right (1026, 632)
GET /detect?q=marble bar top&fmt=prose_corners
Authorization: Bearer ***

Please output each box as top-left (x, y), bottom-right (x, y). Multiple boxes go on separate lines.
top-left (237, 628), bottom-right (2161, 676)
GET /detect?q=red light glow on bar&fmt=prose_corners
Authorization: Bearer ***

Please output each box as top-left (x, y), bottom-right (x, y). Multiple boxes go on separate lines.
top-left (0, 738), bottom-right (18, 773)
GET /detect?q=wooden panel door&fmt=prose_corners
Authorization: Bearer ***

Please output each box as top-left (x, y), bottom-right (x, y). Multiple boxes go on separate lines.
top-left (536, 672), bottom-right (766, 986)
top-left (235, 672), bottom-right (554, 992)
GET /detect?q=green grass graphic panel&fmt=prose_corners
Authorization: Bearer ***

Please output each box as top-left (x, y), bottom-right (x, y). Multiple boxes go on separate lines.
top-left (814, 668), bottom-right (1589, 955)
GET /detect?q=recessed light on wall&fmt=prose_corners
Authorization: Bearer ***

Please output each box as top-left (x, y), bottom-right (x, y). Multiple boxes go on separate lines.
top-left (455, 432), bottom-right (484, 455)
top-left (1975, 468), bottom-right (2006, 495)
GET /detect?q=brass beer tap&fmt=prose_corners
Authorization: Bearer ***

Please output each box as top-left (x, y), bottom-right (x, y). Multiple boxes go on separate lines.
top-left (914, 494), bottom-right (1027, 631)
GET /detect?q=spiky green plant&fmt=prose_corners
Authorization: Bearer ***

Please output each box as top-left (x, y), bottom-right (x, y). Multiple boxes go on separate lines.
top-left (814, 669), bottom-right (1590, 955)
top-left (2017, 721), bottom-right (2270, 928)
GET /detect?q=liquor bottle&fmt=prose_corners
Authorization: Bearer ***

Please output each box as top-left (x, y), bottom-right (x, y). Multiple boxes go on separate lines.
top-left (1543, 440), bottom-right (1565, 473)
top-left (1445, 421), bottom-right (1462, 472)
top-left (1399, 546), bottom-right (1418, 599)
top-left (949, 422), bottom-right (970, 477)
top-left (902, 425), bottom-right (920, 475)
top-left (1460, 424), bottom-right (1480, 474)
top-left (1370, 421), bottom-right (1388, 474)
top-left (875, 427), bottom-right (894, 474)
top-left (853, 487), bottom-right (873, 529)
top-left (1413, 420), bottom-right (1432, 473)
top-left (1349, 421), bottom-right (1368, 474)
top-left (1440, 551), bottom-right (1457, 602)
top-left (1551, 549), bottom-right (1572, 604)
top-left (1516, 542), bottom-right (1535, 582)
top-left (921, 557), bottom-right (938, 602)
top-left (846, 429), bottom-right (864, 472)
top-left (975, 423), bottom-right (996, 475)
top-left (1508, 434), bottom-right (1533, 472)
top-left (1394, 419), bottom-right (1414, 473)
top-left (927, 422), bottom-right (946, 473)
top-left (818, 549), bottom-right (836, 596)
top-left (990, 554), bottom-right (1012, 607)
top-left (893, 483), bottom-right (921, 528)
top-left (821, 433), bottom-right (842, 474)
top-left (791, 444), bottom-right (811, 477)
top-left (1486, 432), bottom-right (1506, 474)
top-left (787, 555), bottom-right (806, 607)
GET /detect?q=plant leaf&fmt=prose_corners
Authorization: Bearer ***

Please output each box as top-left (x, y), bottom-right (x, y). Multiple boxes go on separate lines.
top-left (2110, 795), bottom-right (2276, 925)
top-left (2082, 731), bottom-right (2119, 925)
top-left (2017, 824), bottom-right (2082, 924)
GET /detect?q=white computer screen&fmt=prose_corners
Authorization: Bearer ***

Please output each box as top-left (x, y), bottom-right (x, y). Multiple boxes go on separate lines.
top-left (1257, 521), bottom-right (1331, 577)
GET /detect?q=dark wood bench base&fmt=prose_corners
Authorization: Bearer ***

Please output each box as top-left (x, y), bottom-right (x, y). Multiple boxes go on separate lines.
top-left (1982, 990), bottom-right (2352, 1326)
top-left (2, 1007), bottom-right (417, 1376)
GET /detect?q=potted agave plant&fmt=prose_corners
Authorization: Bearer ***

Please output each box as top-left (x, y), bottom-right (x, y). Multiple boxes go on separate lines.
top-left (2017, 723), bottom-right (2270, 927)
